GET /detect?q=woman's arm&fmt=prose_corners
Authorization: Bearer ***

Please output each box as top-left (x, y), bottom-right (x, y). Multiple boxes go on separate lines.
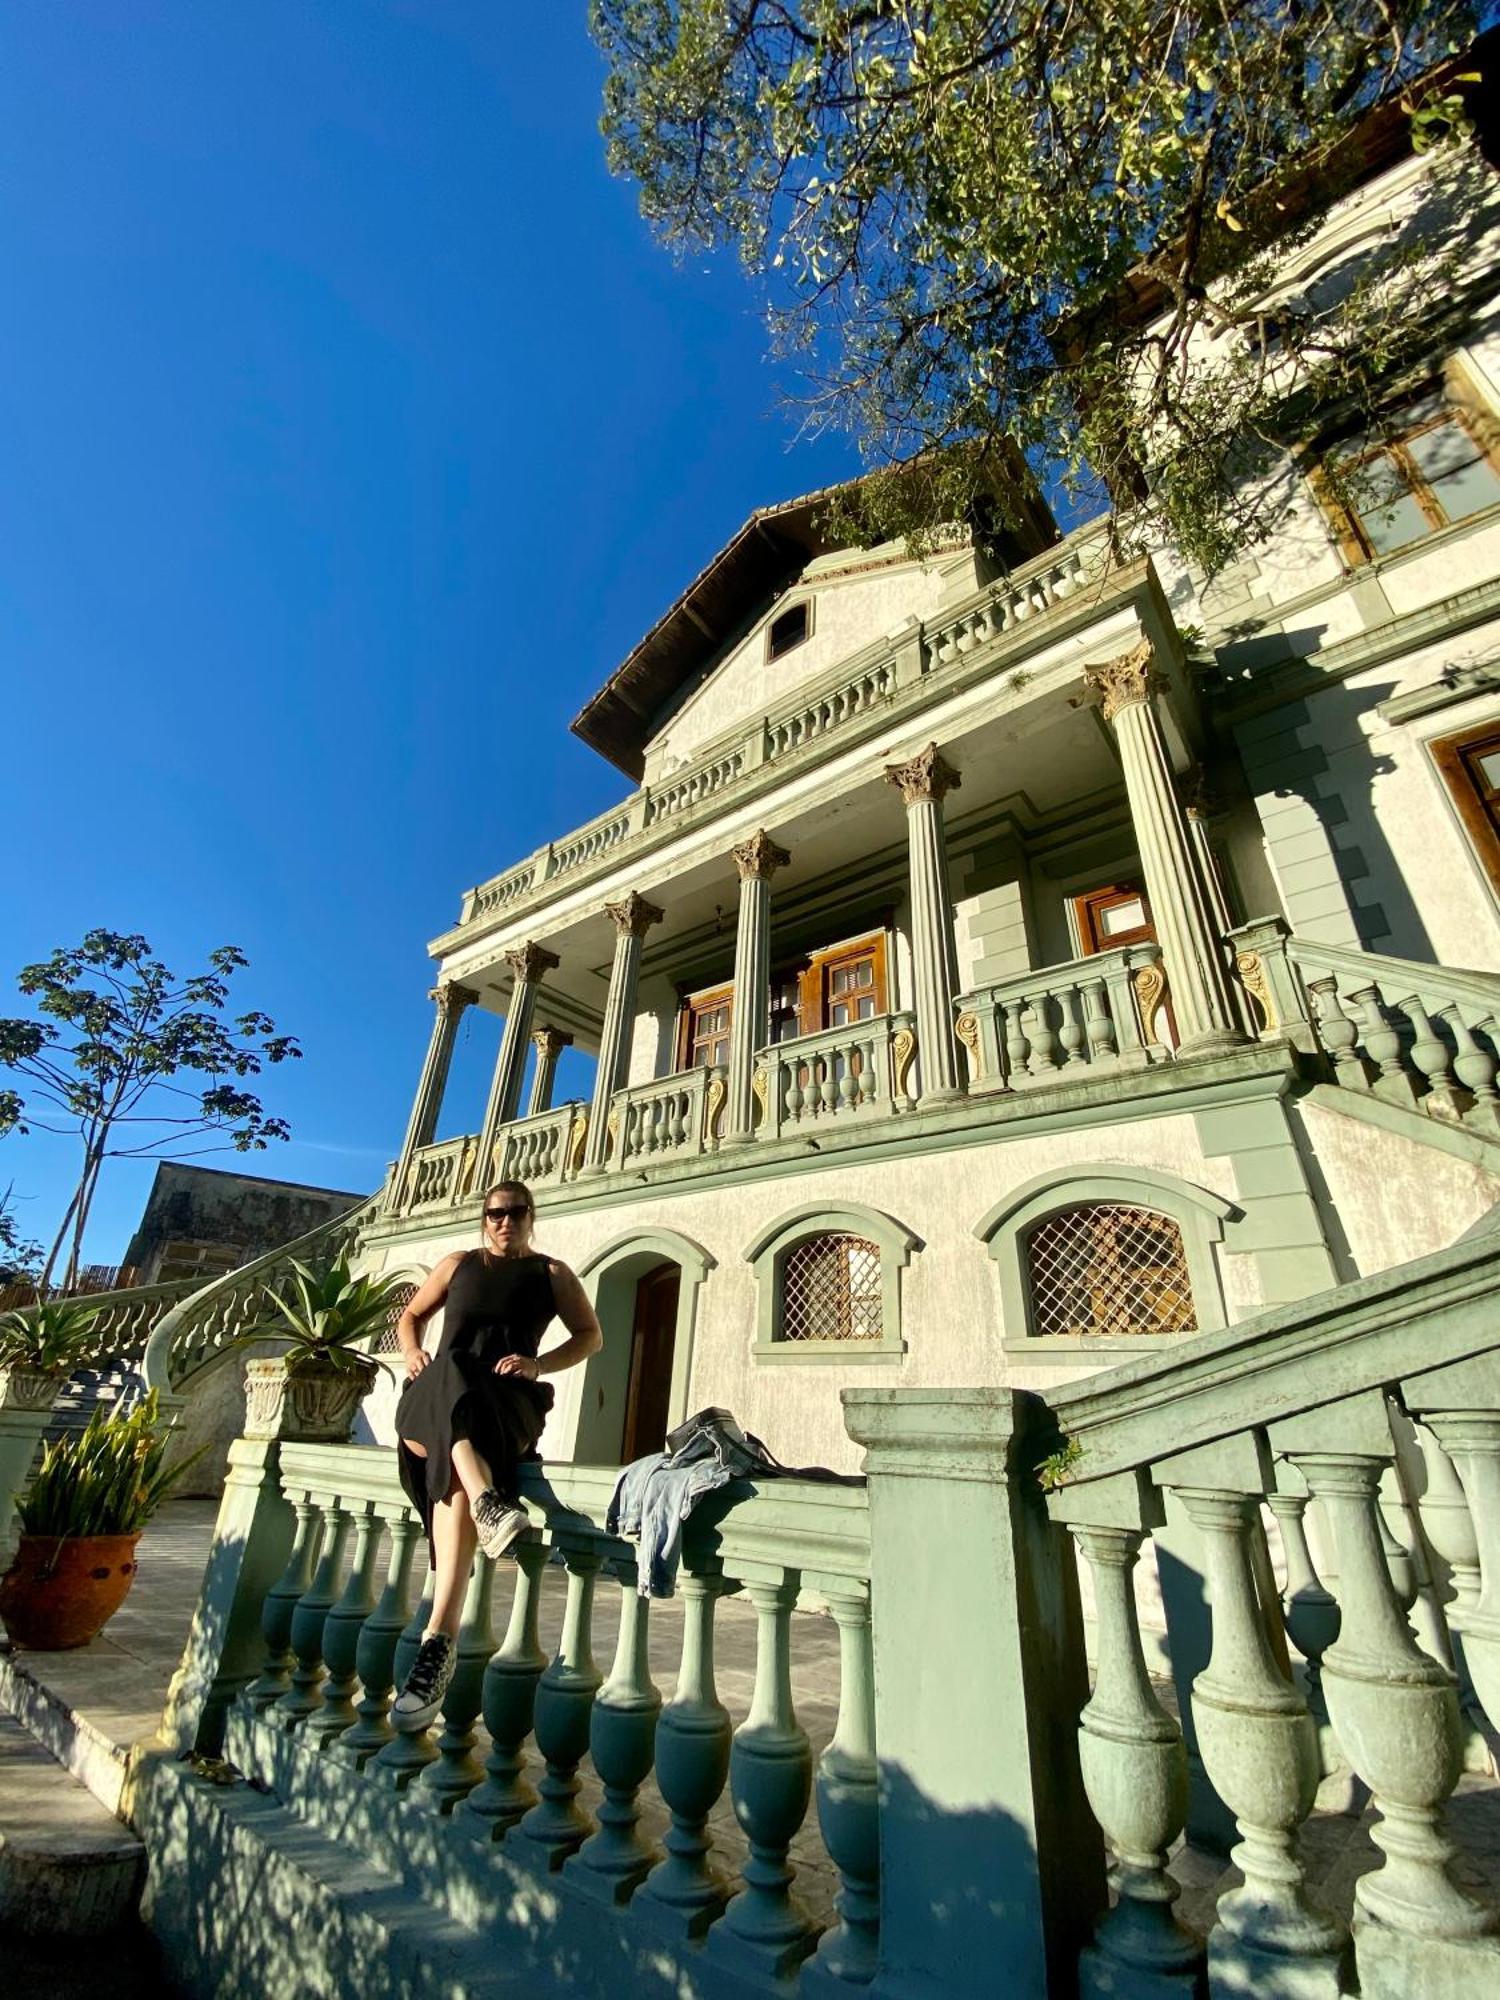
top-left (495, 1261), bottom-right (602, 1380)
top-left (397, 1252), bottom-right (463, 1381)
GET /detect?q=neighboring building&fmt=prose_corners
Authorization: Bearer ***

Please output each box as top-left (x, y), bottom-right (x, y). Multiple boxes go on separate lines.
top-left (356, 127), bottom-right (1500, 1479)
top-left (122, 1162), bottom-right (365, 1289)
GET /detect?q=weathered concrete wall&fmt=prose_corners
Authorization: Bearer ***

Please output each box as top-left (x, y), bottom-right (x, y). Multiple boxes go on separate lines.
top-left (124, 1163), bottom-right (364, 1287)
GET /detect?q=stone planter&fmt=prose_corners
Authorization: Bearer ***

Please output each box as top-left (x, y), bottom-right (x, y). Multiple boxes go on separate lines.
top-left (243, 1355), bottom-right (379, 1442)
top-left (0, 1531), bottom-right (141, 1650)
top-left (0, 1365), bottom-right (64, 1415)
top-left (0, 1367), bottom-right (68, 1572)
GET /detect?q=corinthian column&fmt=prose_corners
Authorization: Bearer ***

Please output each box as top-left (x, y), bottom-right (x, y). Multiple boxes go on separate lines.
top-left (394, 981), bottom-right (477, 1200)
top-left (726, 829), bottom-right (790, 1144)
top-left (526, 1027), bottom-right (572, 1116)
top-left (1084, 644), bottom-right (1242, 1053)
top-left (583, 892), bottom-right (663, 1175)
top-left (885, 742), bottom-right (964, 1104)
top-left (477, 943), bottom-right (559, 1176)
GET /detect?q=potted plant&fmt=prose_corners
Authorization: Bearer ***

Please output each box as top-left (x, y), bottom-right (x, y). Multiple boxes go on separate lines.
top-left (239, 1257), bottom-right (409, 1442)
top-left (0, 1388), bottom-right (206, 1649)
top-left (0, 1297), bottom-right (103, 1413)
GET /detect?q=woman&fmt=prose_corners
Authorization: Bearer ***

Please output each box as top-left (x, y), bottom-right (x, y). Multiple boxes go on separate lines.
top-left (390, 1179), bottom-right (602, 1730)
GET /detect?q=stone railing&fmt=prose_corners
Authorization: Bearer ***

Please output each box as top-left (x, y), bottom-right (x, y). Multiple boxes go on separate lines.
top-left (495, 1102), bottom-right (581, 1188)
top-left (756, 1011), bottom-right (919, 1138)
top-left (404, 1135), bottom-right (475, 1213)
top-left (610, 1064), bottom-right (726, 1167)
top-left (455, 522), bottom-right (1119, 939)
top-left (955, 942), bottom-right (1165, 1090)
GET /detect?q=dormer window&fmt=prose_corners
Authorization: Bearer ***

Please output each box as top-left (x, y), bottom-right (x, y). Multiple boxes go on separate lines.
top-left (767, 601), bottom-right (811, 661)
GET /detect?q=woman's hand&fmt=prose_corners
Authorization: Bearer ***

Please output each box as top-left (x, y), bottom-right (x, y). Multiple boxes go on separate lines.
top-left (495, 1353), bottom-right (539, 1382)
top-left (403, 1346), bottom-right (431, 1383)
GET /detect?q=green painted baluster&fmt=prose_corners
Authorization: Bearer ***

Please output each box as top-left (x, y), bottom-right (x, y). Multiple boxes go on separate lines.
top-left (568, 1555), bottom-right (662, 1903)
top-left (1266, 1483), bottom-right (1350, 1799)
top-left (802, 1581), bottom-right (880, 1993)
top-left (515, 1542), bottom-right (602, 1867)
top-left (305, 1499), bottom-right (380, 1749)
top-left (634, 1569), bottom-right (735, 1937)
top-left (371, 1576), bottom-right (438, 1789)
top-left (706, 1571), bottom-right (819, 1979)
top-left (415, 1554), bottom-right (496, 1814)
top-left (333, 1512), bottom-right (420, 1766)
top-left (276, 1495), bottom-right (351, 1727)
top-left (243, 1487), bottom-right (323, 1713)
top-left (459, 1538), bottom-right (548, 1840)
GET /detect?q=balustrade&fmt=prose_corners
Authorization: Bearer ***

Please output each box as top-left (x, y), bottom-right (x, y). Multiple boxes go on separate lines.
top-left (757, 1012), bottom-right (916, 1139)
top-left (610, 1065), bottom-right (724, 1168)
top-left (493, 1102), bottom-right (576, 1187)
top-left (957, 943), bottom-right (1161, 1091)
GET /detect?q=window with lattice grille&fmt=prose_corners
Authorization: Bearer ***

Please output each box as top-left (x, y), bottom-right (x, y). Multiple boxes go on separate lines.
top-left (374, 1282), bottom-right (419, 1354)
top-left (779, 1234), bottom-right (883, 1343)
top-left (1024, 1205), bottom-right (1195, 1339)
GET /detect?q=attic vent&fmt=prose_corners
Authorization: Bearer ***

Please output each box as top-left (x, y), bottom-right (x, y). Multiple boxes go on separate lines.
top-left (767, 601), bottom-right (811, 661)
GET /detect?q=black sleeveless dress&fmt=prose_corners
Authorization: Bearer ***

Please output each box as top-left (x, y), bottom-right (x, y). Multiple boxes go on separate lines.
top-left (395, 1249), bottom-right (557, 1544)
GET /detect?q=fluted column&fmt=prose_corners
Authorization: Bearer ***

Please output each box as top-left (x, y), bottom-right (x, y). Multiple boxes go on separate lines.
top-left (393, 981), bottom-right (477, 1202)
top-left (1084, 644), bottom-right (1241, 1053)
top-left (583, 892), bottom-right (663, 1174)
top-left (884, 742), bottom-right (964, 1104)
top-left (477, 943), bottom-right (559, 1177)
top-left (727, 829), bottom-right (790, 1144)
top-left (526, 1026), bottom-right (572, 1116)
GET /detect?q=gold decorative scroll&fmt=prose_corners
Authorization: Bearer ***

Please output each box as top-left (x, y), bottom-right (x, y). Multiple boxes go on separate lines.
top-left (1133, 960), bottom-right (1168, 1040)
top-left (457, 1135), bottom-right (479, 1197)
top-left (892, 1024), bottom-right (918, 1099)
top-left (751, 1065), bottom-right (768, 1127)
top-left (606, 1106), bottom-right (621, 1160)
top-left (566, 1109), bottom-right (589, 1177)
top-left (704, 1072), bottom-right (727, 1143)
top-left (1235, 951), bottom-right (1277, 1032)
top-left (954, 1011), bottom-right (982, 1078)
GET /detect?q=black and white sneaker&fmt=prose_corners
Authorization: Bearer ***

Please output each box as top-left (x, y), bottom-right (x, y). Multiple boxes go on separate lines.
top-left (472, 1489), bottom-right (531, 1563)
top-left (391, 1634), bottom-right (457, 1732)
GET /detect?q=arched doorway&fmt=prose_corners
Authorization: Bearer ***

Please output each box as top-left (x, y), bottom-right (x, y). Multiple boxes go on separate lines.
top-left (620, 1263), bottom-right (679, 1461)
top-left (573, 1229), bottom-right (715, 1465)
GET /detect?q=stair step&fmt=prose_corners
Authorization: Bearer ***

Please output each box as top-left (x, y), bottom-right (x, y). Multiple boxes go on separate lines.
top-left (0, 1706), bottom-right (142, 1937)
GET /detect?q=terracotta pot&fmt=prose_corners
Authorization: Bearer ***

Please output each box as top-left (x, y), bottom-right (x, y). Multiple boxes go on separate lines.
top-left (0, 1532), bottom-right (142, 1650)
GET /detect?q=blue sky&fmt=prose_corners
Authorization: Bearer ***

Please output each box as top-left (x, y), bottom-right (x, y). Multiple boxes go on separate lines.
top-left (0, 3), bottom-right (857, 1267)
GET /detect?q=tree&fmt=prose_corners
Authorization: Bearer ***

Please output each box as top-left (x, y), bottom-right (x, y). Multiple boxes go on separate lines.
top-left (592, 1), bottom-right (1484, 574)
top-left (0, 1185), bottom-right (43, 1289)
top-left (0, 931), bottom-right (302, 1293)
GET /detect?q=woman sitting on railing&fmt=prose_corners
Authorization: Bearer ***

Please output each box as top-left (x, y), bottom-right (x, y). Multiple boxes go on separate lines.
top-left (390, 1179), bottom-right (602, 1729)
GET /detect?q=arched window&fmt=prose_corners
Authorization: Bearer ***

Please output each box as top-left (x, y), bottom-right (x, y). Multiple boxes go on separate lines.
top-left (745, 1203), bottom-right (921, 1363)
top-left (781, 1234), bottom-right (883, 1343)
top-left (767, 600), bottom-right (811, 660)
top-left (1024, 1205), bottom-right (1195, 1340)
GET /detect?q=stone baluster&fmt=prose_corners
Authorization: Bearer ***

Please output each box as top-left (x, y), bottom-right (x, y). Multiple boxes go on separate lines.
top-left (1054, 1479), bottom-right (1202, 2000)
top-left (1400, 995), bottom-right (1466, 1119)
top-left (1083, 977), bottom-right (1117, 1061)
top-left (334, 1512), bottom-right (419, 1765)
top-left (1168, 1471), bottom-right (1348, 1996)
top-left (1346, 985), bottom-right (1418, 1106)
top-left (803, 1580), bottom-right (880, 1994)
top-left (584, 894), bottom-right (663, 1174)
top-left (1280, 1391), bottom-right (1498, 1988)
top-left (726, 830), bottom-right (791, 1145)
top-left (477, 944), bottom-right (560, 1178)
top-left (526, 1026), bottom-right (572, 1117)
top-left (244, 1488), bottom-right (323, 1712)
top-left (417, 1553), bottom-right (497, 1814)
top-left (372, 1581), bottom-right (439, 1789)
top-left (1002, 997), bottom-right (1030, 1084)
top-left (1441, 1007), bottom-right (1500, 1134)
top-left (1265, 1482), bottom-right (1345, 1787)
top-left (1057, 986), bottom-right (1087, 1065)
top-left (568, 1556), bottom-right (662, 1903)
top-left (1414, 1383), bottom-right (1500, 1738)
top-left (275, 1496), bottom-right (352, 1727)
top-left (1305, 977), bottom-right (1371, 1089)
top-left (516, 1543), bottom-right (603, 1866)
top-left (885, 743), bottom-right (965, 1104)
top-left (1026, 995), bottom-right (1060, 1075)
top-left (393, 981), bottom-right (478, 1206)
top-left (635, 1570), bottom-right (737, 1936)
top-left (1413, 1420), bottom-right (1483, 1633)
top-left (706, 1571), bottom-right (819, 1979)
top-left (305, 1499), bottom-right (381, 1748)
top-left (460, 1538), bottom-right (549, 1840)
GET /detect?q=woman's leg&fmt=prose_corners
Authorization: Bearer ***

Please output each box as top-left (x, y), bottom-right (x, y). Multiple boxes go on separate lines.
top-left (450, 1437), bottom-right (498, 1506)
top-left (427, 1475), bottom-right (477, 1638)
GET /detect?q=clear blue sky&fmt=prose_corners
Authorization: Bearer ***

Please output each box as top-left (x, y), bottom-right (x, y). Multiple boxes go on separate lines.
top-left (0, 3), bottom-right (857, 1268)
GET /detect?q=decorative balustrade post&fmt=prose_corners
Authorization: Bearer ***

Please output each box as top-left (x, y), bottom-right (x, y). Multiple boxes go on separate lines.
top-left (1346, 986), bottom-right (1419, 1108)
top-left (526, 1026), bottom-right (572, 1117)
top-left (1305, 977), bottom-right (1372, 1090)
top-left (1409, 1363), bottom-right (1500, 1739)
top-left (584, 894), bottom-right (663, 1175)
top-left (1083, 645), bottom-right (1241, 1053)
top-left (568, 1555), bottom-right (663, 1903)
top-left (416, 1553), bottom-right (496, 1813)
top-left (1265, 1482), bottom-right (1347, 1792)
top-left (885, 743), bottom-right (965, 1104)
top-left (635, 1568), bottom-right (737, 1937)
top-left (333, 1512), bottom-right (419, 1765)
top-left (459, 1537), bottom-right (549, 1840)
top-left (243, 1488), bottom-right (323, 1713)
top-left (515, 1542), bottom-right (603, 1866)
top-left (305, 1499), bottom-right (381, 1748)
top-left (393, 981), bottom-right (477, 1207)
top-left (727, 830), bottom-right (790, 1145)
top-left (1440, 1006), bottom-right (1500, 1136)
top-left (707, 1569), bottom-right (819, 1979)
top-left (276, 1496), bottom-right (351, 1727)
top-left (1412, 1419), bottom-right (1483, 1704)
top-left (802, 1579), bottom-right (880, 1995)
top-left (371, 1581), bottom-right (439, 1789)
top-left (1401, 994), bottom-right (1467, 1119)
top-left (1049, 1470), bottom-right (1203, 2000)
top-left (477, 944), bottom-right (560, 1177)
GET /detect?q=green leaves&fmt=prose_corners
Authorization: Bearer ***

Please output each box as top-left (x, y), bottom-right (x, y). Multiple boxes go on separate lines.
top-left (16, 1388), bottom-right (208, 1539)
top-left (0, 1297), bottom-right (103, 1376)
top-left (239, 1257), bottom-right (412, 1377)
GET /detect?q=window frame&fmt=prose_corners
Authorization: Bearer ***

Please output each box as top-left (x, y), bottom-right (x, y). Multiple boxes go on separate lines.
top-left (672, 925), bottom-right (892, 1073)
top-left (1429, 719), bottom-right (1500, 902)
top-left (744, 1201), bottom-right (920, 1364)
top-left (766, 598), bottom-right (814, 662)
top-left (1312, 402), bottom-right (1500, 567)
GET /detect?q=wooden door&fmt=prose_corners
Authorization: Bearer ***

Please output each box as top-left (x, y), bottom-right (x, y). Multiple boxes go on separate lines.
top-left (621, 1263), bottom-right (680, 1462)
top-left (1073, 881), bottom-right (1155, 955)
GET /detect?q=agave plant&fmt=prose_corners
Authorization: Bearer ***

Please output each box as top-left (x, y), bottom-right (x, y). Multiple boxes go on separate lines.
top-left (0, 1297), bottom-right (103, 1377)
top-left (17, 1389), bottom-right (207, 1539)
top-left (240, 1257), bottom-right (410, 1376)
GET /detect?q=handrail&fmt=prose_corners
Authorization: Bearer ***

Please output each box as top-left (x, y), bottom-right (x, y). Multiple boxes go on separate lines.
top-left (1285, 935), bottom-right (1500, 1019)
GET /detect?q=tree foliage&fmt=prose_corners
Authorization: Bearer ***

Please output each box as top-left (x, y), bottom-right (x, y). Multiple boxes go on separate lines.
top-left (593, 0), bottom-right (1483, 572)
top-left (0, 930), bottom-right (301, 1292)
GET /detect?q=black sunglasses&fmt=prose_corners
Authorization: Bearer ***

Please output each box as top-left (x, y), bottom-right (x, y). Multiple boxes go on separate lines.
top-left (484, 1202), bottom-right (531, 1222)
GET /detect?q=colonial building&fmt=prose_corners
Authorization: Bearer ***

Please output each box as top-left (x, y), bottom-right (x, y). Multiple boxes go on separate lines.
top-left (358, 132), bottom-right (1500, 1481)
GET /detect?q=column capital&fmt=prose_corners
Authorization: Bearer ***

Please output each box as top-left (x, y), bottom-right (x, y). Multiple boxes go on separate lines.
top-left (732, 828), bottom-right (791, 881)
top-left (604, 891), bottom-right (664, 939)
top-left (531, 1025), bottom-right (573, 1059)
top-left (883, 741), bottom-right (961, 807)
top-left (502, 941), bottom-right (560, 984)
top-left (428, 980), bottom-right (479, 1017)
top-left (1083, 639), bottom-right (1162, 722)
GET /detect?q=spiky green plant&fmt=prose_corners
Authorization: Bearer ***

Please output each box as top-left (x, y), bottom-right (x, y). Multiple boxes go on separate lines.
top-left (16, 1389), bottom-right (207, 1538)
top-left (239, 1257), bottom-right (409, 1376)
top-left (0, 1297), bottom-right (103, 1377)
